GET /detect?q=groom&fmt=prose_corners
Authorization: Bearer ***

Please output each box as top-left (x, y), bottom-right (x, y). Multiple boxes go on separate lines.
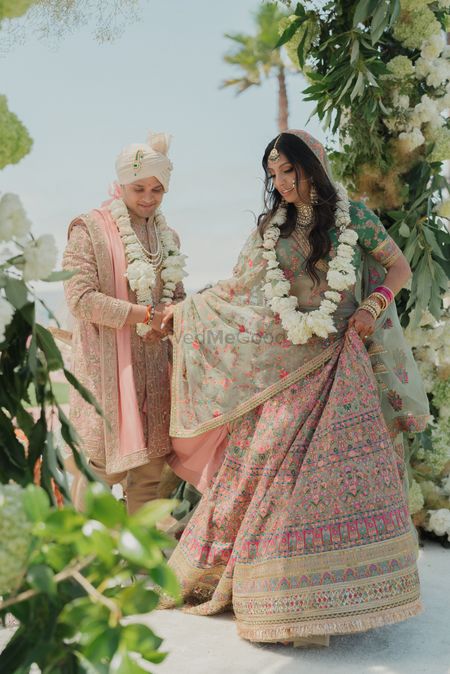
top-left (63, 132), bottom-right (186, 513)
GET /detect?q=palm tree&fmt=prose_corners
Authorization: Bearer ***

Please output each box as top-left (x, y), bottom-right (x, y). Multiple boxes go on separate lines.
top-left (222, 3), bottom-right (290, 132)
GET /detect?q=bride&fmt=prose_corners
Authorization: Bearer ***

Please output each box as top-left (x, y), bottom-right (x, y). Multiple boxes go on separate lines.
top-left (160, 129), bottom-right (429, 646)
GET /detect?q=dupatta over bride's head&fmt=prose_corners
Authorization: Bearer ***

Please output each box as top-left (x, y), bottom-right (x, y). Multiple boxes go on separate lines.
top-left (169, 131), bottom-right (429, 439)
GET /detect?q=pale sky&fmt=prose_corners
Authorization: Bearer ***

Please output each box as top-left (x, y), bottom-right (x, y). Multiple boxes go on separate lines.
top-left (1, 0), bottom-right (326, 295)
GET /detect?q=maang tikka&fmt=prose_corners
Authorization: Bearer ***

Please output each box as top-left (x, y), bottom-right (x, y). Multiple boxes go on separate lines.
top-left (268, 134), bottom-right (282, 162)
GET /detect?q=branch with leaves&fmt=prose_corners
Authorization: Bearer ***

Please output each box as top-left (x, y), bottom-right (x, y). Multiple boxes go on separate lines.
top-left (276, 0), bottom-right (449, 327)
top-left (0, 483), bottom-right (180, 673)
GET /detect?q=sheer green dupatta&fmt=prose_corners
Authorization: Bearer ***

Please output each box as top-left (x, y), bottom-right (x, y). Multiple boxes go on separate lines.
top-left (358, 253), bottom-right (430, 437)
top-left (169, 229), bottom-right (342, 438)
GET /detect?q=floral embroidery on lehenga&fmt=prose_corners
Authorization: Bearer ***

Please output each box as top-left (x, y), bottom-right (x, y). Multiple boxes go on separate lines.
top-left (167, 191), bottom-right (428, 642)
top-left (167, 332), bottom-right (421, 641)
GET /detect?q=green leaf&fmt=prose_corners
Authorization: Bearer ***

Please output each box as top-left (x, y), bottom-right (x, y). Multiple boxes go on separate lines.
top-left (27, 564), bottom-right (57, 596)
top-left (42, 508), bottom-right (85, 541)
top-left (82, 627), bottom-right (120, 663)
top-left (296, 24), bottom-right (310, 69)
top-left (423, 227), bottom-right (446, 260)
top-left (118, 528), bottom-right (163, 569)
top-left (63, 368), bottom-right (104, 418)
top-left (275, 17), bottom-right (303, 48)
top-left (434, 262), bottom-right (448, 291)
top-left (116, 582), bottom-right (160, 616)
top-left (389, 0), bottom-right (401, 27)
top-left (350, 71), bottom-right (365, 101)
top-left (129, 499), bottom-right (176, 529)
top-left (371, 0), bottom-right (388, 44)
top-left (4, 277), bottom-right (28, 309)
top-left (28, 333), bottom-right (38, 376)
top-left (110, 651), bottom-right (150, 674)
top-left (84, 482), bottom-right (126, 527)
top-left (22, 484), bottom-right (50, 523)
top-left (149, 563), bottom-right (180, 601)
top-left (60, 597), bottom-right (109, 635)
top-left (43, 270), bottom-right (75, 282)
top-left (353, 0), bottom-right (377, 26)
top-left (120, 623), bottom-right (164, 660)
top-left (350, 39), bottom-right (360, 65)
top-left (35, 324), bottom-right (64, 371)
top-left (399, 222), bottom-right (410, 238)
top-left (78, 519), bottom-right (116, 562)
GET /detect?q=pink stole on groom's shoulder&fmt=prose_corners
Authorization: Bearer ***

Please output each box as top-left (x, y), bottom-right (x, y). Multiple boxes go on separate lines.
top-left (91, 207), bottom-right (146, 460)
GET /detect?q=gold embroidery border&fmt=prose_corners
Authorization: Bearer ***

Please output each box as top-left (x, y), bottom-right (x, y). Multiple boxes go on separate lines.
top-left (233, 530), bottom-right (418, 579)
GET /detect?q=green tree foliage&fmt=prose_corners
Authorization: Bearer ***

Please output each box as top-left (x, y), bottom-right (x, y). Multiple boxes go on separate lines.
top-left (0, 483), bottom-right (179, 673)
top-left (276, 0), bottom-right (450, 326)
top-left (222, 2), bottom-right (291, 131)
top-left (0, 95), bottom-right (33, 170)
top-left (0, 0), bottom-right (36, 20)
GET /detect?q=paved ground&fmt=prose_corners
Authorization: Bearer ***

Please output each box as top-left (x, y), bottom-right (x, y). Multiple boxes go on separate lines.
top-left (1, 541), bottom-right (449, 674)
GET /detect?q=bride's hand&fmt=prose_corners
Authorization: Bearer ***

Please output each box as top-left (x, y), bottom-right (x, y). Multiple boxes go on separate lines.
top-left (348, 308), bottom-right (376, 342)
top-left (161, 304), bottom-right (175, 332)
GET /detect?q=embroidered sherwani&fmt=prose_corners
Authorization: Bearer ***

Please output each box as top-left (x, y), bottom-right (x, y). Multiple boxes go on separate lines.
top-left (63, 213), bottom-right (185, 475)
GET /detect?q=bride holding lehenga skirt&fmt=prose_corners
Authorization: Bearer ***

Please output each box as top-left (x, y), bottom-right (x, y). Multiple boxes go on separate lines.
top-left (161, 130), bottom-right (429, 646)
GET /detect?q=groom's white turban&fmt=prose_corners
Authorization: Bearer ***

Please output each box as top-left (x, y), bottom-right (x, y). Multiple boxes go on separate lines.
top-left (115, 132), bottom-right (173, 192)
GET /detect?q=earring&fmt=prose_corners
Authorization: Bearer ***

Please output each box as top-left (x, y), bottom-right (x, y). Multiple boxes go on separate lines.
top-left (310, 182), bottom-right (319, 205)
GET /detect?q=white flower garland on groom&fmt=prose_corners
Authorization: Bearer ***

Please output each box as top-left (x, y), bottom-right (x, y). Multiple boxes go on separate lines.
top-left (109, 198), bottom-right (187, 336)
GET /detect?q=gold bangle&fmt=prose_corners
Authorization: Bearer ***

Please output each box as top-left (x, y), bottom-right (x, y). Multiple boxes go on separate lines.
top-left (358, 305), bottom-right (378, 320)
top-left (369, 292), bottom-right (389, 312)
top-left (359, 299), bottom-right (381, 320)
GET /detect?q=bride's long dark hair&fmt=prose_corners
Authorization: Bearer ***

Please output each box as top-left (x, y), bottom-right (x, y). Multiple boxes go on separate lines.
top-left (258, 133), bottom-right (338, 283)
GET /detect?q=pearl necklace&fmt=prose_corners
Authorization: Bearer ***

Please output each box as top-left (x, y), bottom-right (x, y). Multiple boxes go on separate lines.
top-left (131, 219), bottom-right (164, 270)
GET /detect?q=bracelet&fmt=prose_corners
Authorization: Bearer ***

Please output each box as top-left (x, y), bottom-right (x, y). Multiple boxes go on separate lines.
top-left (143, 304), bottom-right (154, 325)
top-left (370, 292), bottom-right (389, 312)
top-left (358, 304), bottom-right (379, 321)
top-left (358, 298), bottom-right (382, 320)
top-left (373, 285), bottom-right (394, 304)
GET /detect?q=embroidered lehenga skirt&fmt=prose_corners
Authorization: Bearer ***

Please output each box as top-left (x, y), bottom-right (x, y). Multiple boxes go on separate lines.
top-left (166, 331), bottom-right (422, 642)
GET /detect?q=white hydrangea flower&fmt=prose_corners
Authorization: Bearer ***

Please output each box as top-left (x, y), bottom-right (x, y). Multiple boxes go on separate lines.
top-left (386, 55), bottom-right (415, 79)
top-left (0, 193), bottom-right (31, 242)
top-left (441, 474), bottom-right (450, 496)
top-left (421, 33), bottom-right (445, 61)
top-left (408, 479), bottom-right (425, 515)
top-left (420, 479), bottom-right (442, 502)
top-left (22, 234), bottom-right (57, 282)
top-left (398, 128), bottom-right (425, 152)
top-left (0, 295), bottom-right (15, 342)
top-left (392, 89), bottom-right (410, 110)
top-left (426, 59), bottom-right (450, 89)
top-left (429, 127), bottom-right (450, 161)
top-left (426, 508), bottom-right (450, 537)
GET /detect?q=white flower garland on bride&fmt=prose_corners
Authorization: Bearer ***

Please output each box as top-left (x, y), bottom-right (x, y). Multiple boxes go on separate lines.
top-left (262, 183), bottom-right (358, 345)
top-left (109, 199), bottom-right (187, 336)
